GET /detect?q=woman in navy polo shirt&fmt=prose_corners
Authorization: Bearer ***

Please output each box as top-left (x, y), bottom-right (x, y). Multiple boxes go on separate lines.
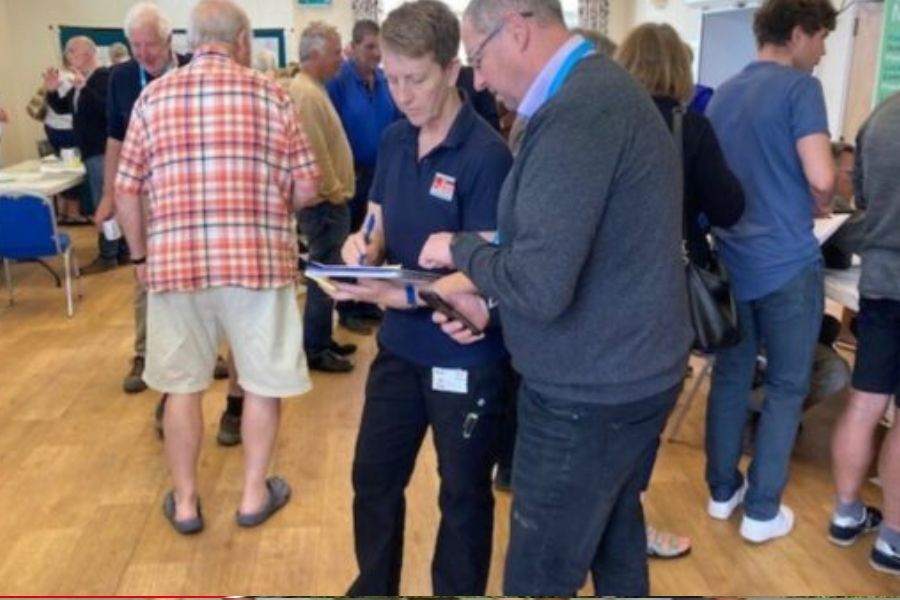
top-left (325, 1), bottom-right (512, 595)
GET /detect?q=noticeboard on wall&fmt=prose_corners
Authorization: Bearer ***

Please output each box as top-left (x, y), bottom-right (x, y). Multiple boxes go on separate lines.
top-left (58, 26), bottom-right (287, 68)
top-left (876, 0), bottom-right (900, 103)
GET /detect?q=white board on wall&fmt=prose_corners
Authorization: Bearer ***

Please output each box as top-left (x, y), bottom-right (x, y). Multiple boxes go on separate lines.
top-left (698, 6), bottom-right (758, 89)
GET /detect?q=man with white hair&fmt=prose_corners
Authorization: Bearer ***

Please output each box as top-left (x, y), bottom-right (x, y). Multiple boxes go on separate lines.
top-left (94, 2), bottom-right (198, 397)
top-left (289, 22), bottom-right (358, 373)
top-left (45, 36), bottom-right (114, 272)
top-left (115, 0), bottom-right (319, 534)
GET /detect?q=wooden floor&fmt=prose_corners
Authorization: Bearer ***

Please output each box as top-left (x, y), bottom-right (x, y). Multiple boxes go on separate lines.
top-left (0, 226), bottom-right (897, 596)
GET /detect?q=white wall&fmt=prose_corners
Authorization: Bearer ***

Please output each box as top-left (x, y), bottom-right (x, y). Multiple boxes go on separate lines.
top-left (0, 0), bottom-right (17, 165)
top-left (0, 0), bottom-right (355, 165)
top-left (629, 0), bottom-right (859, 139)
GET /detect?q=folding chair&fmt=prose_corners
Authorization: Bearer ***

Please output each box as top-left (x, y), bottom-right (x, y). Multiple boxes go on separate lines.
top-left (0, 191), bottom-right (82, 317)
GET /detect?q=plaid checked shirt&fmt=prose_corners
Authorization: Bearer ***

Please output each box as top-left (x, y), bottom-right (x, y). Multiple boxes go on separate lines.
top-left (116, 46), bottom-right (319, 293)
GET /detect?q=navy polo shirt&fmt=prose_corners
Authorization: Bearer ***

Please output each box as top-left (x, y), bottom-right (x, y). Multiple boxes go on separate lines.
top-left (370, 101), bottom-right (513, 368)
top-left (107, 54), bottom-right (190, 141)
top-left (326, 60), bottom-right (401, 168)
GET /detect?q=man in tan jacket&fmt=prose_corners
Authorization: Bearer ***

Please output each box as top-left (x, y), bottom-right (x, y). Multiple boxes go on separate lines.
top-left (289, 22), bottom-right (358, 372)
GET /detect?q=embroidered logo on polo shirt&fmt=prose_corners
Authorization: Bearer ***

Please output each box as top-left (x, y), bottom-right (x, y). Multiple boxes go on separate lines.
top-left (430, 173), bottom-right (456, 202)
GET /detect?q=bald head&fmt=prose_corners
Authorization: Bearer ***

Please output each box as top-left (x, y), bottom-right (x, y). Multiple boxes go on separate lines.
top-left (65, 36), bottom-right (98, 73)
top-left (188, 0), bottom-right (252, 65)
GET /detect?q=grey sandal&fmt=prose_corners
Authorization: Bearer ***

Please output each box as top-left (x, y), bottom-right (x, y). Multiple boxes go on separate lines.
top-left (162, 490), bottom-right (204, 535)
top-left (236, 476), bottom-right (291, 527)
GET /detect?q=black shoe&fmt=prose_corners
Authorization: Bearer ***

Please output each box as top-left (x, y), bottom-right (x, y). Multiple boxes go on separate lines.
top-left (339, 316), bottom-right (374, 335)
top-left (216, 411), bottom-right (242, 446)
top-left (329, 339), bottom-right (357, 356)
top-left (213, 354), bottom-right (229, 380)
top-left (123, 356), bottom-right (148, 394)
top-left (829, 506), bottom-right (882, 546)
top-left (871, 538), bottom-right (900, 575)
top-left (308, 349), bottom-right (354, 373)
top-left (80, 257), bottom-right (118, 275)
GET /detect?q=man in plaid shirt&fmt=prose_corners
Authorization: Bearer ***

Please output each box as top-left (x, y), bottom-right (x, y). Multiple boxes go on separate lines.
top-left (115, 0), bottom-right (319, 534)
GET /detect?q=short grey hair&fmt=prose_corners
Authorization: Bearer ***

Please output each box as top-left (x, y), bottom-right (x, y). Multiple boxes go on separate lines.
top-left (253, 48), bottom-right (277, 72)
top-left (66, 35), bottom-right (97, 55)
top-left (298, 21), bottom-right (338, 63)
top-left (464, 0), bottom-right (564, 34)
top-left (187, 0), bottom-right (251, 50)
top-left (124, 2), bottom-right (172, 42)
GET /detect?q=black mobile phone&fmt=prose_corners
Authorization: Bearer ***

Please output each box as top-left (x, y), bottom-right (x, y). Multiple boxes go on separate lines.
top-left (418, 290), bottom-right (484, 335)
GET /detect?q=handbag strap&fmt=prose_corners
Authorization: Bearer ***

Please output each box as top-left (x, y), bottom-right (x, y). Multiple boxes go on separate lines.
top-left (671, 106), bottom-right (690, 263)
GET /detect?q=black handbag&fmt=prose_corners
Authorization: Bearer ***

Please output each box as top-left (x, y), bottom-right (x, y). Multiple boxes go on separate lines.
top-left (672, 108), bottom-right (741, 352)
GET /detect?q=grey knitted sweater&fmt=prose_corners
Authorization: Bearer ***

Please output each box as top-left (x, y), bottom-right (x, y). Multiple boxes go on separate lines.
top-left (855, 92), bottom-right (900, 301)
top-left (452, 54), bottom-right (692, 404)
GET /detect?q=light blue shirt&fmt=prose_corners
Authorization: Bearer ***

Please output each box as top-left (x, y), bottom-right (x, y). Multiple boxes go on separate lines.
top-left (517, 35), bottom-right (591, 119)
top-left (708, 61), bottom-right (829, 301)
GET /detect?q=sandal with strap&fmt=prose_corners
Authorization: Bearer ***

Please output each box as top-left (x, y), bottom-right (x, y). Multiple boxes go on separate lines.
top-left (647, 524), bottom-right (692, 559)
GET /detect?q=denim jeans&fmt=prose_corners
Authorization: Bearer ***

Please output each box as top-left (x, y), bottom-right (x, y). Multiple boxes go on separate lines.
top-left (503, 382), bottom-right (680, 596)
top-left (84, 154), bottom-right (127, 262)
top-left (298, 201), bottom-right (350, 355)
top-left (705, 261), bottom-right (824, 520)
top-left (347, 349), bottom-right (511, 596)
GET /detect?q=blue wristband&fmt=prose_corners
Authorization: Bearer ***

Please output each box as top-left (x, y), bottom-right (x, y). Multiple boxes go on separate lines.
top-left (405, 284), bottom-right (417, 307)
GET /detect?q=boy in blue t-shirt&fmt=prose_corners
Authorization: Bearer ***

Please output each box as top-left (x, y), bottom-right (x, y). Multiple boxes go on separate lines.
top-left (705, 0), bottom-right (836, 544)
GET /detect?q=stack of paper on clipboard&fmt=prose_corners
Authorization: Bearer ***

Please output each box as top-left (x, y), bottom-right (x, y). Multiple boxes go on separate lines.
top-left (304, 262), bottom-right (440, 291)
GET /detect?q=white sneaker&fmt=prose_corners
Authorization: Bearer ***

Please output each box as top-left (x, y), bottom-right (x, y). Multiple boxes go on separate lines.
top-left (740, 505), bottom-right (795, 543)
top-left (708, 480), bottom-right (748, 520)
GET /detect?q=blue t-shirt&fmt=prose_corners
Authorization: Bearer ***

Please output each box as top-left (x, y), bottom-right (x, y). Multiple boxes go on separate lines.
top-left (370, 101), bottom-right (512, 368)
top-left (326, 60), bottom-right (401, 168)
top-left (707, 61), bottom-right (828, 301)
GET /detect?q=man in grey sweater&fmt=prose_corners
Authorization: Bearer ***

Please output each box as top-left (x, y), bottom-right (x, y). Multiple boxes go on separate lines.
top-left (829, 91), bottom-right (900, 576)
top-left (418, 0), bottom-right (691, 594)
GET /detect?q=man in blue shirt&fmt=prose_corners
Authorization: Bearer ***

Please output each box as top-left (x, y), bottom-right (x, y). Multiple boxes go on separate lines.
top-left (706, 0), bottom-right (836, 544)
top-left (326, 2), bottom-right (513, 594)
top-left (327, 19), bottom-right (401, 334)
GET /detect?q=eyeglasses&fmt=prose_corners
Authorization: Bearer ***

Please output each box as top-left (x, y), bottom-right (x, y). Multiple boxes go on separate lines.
top-left (467, 11), bottom-right (533, 71)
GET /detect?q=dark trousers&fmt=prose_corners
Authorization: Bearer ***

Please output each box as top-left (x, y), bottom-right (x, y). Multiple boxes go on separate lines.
top-left (339, 165), bottom-right (377, 321)
top-left (347, 349), bottom-right (510, 596)
top-left (298, 202), bottom-right (350, 354)
top-left (84, 154), bottom-right (128, 261)
top-left (503, 382), bottom-right (681, 596)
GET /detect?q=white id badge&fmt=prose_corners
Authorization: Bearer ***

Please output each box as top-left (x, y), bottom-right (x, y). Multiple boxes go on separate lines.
top-left (432, 367), bottom-right (468, 394)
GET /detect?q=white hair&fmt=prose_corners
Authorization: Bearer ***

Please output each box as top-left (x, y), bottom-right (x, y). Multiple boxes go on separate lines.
top-left (124, 2), bottom-right (172, 41)
top-left (253, 48), bottom-right (277, 72)
top-left (187, 0), bottom-right (251, 50)
top-left (298, 21), bottom-right (338, 63)
top-left (65, 36), bottom-right (97, 55)
top-left (464, 0), bottom-right (564, 34)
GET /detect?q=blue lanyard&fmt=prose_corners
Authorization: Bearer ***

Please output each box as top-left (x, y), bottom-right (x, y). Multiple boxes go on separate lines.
top-left (547, 40), bottom-right (595, 100)
top-left (139, 60), bottom-right (173, 90)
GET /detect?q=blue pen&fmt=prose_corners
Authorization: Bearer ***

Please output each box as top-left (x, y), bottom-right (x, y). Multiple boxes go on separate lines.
top-left (359, 213), bottom-right (376, 265)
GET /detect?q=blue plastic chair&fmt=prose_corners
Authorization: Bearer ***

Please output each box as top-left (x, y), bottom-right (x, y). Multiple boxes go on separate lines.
top-left (0, 192), bottom-right (81, 317)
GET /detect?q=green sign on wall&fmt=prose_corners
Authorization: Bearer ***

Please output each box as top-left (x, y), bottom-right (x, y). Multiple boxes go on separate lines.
top-left (876, 0), bottom-right (900, 103)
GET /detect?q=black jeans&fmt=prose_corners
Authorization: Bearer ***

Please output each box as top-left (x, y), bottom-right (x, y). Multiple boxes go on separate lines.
top-left (347, 348), bottom-right (511, 596)
top-left (298, 202), bottom-right (350, 354)
top-left (503, 382), bottom-right (680, 596)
